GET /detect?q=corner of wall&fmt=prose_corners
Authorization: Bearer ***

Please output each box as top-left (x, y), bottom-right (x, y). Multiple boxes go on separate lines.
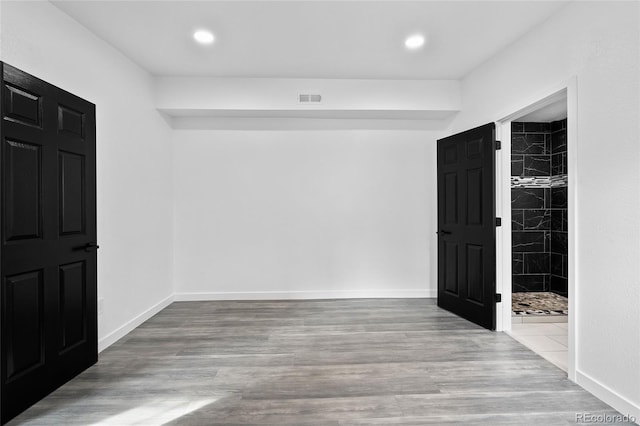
top-left (98, 294), bottom-right (174, 352)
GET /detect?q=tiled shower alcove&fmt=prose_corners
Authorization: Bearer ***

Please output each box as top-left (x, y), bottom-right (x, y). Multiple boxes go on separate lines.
top-left (512, 120), bottom-right (568, 319)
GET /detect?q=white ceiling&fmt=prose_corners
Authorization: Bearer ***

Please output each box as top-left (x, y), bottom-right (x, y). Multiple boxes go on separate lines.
top-left (51, 1), bottom-right (569, 80)
top-left (518, 98), bottom-right (567, 122)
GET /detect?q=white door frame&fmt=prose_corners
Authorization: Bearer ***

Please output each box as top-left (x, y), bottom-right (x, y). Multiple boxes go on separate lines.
top-left (494, 77), bottom-right (578, 381)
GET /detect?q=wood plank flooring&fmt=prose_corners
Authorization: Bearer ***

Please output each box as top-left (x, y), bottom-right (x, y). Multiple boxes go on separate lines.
top-left (9, 299), bottom-right (621, 425)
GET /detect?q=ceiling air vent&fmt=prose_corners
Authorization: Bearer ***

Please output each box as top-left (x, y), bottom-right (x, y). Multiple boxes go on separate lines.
top-left (299, 94), bottom-right (322, 103)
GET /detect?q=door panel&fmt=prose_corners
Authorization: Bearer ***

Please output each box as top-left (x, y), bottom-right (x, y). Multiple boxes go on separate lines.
top-left (59, 261), bottom-right (87, 352)
top-left (437, 123), bottom-right (496, 330)
top-left (442, 143), bottom-right (457, 165)
top-left (443, 173), bottom-right (457, 224)
top-left (59, 151), bottom-right (86, 236)
top-left (465, 137), bottom-right (483, 159)
top-left (466, 244), bottom-right (484, 303)
top-left (3, 83), bottom-right (42, 129)
top-left (4, 270), bottom-right (45, 381)
top-left (58, 104), bottom-right (86, 140)
top-left (444, 242), bottom-right (459, 294)
top-left (4, 139), bottom-right (43, 241)
top-left (466, 168), bottom-right (483, 225)
top-left (1, 63), bottom-right (97, 424)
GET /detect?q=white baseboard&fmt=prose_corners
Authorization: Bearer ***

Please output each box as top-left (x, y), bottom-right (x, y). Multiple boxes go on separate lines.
top-left (174, 288), bottom-right (436, 301)
top-left (575, 370), bottom-right (640, 421)
top-left (98, 294), bottom-right (174, 353)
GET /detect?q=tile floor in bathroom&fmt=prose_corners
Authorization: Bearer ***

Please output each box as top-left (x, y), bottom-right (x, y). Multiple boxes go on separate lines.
top-left (510, 292), bottom-right (569, 372)
top-left (510, 322), bottom-right (568, 372)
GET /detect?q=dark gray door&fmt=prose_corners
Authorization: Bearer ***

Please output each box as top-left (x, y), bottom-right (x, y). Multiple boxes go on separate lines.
top-left (1, 63), bottom-right (98, 423)
top-left (437, 123), bottom-right (497, 330)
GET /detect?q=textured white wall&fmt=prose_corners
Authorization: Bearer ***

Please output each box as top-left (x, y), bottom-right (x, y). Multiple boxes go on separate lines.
top-left (1, 1), bottom-right (175, 349)
top-left (172, 129), bottom-right (438, 299)
top-left (448, 1), bottom-right (640, 418)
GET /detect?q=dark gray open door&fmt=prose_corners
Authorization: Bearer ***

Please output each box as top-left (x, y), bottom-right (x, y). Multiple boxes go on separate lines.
top-left (437, 123), bottom-right (497, 330)
top-left (1, 63), bottom-right (98, 424)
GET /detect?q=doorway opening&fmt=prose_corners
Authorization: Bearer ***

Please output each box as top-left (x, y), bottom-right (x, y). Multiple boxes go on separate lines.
top-left (495, 81), bottom-right (577, 380)
top-left (509, 111), bottom-right (569, 371)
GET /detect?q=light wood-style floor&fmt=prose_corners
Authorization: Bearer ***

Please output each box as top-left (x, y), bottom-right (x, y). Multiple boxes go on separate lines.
top-left (10, 299), bottom-right (620, 425)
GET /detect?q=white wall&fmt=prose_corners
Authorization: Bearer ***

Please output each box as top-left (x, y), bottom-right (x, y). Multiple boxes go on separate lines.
top-left (155, 77), bottom-right (460, 120)
top-left (173, 129), bottom-right (438, 299)
top-left (0, 1), bottom-right (174, 350)
top-left (448, 1), bottom-right (640, 418)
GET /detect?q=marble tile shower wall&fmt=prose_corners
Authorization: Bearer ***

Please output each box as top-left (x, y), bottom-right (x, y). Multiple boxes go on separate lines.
top-left (512, 120), bottom-right (568, 296)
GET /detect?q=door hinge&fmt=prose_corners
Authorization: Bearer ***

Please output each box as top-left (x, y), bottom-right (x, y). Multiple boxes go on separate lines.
top-left (495, 140), bottom-right (501, 150)
top-left (495, 293), bottom-right (502, 303)
top-left (495, 217), bottom-right (502, 227)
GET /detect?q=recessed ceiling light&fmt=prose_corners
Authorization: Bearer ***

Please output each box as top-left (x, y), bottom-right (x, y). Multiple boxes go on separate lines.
top-left (193, 30), bottom-right (215, 45)
top-left (405, 34), bottom-right (425, 50)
